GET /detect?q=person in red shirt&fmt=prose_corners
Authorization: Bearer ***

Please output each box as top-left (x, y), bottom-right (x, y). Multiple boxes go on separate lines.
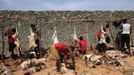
top-left (78, 36), bottom-right (87, 54)
top-left (5, 26), bottom-right (16, 59)
top-left (54, 43), bottom-right (69, 54)
top-left (54, 42), bottom-right (69, 63)
top-left (50, 42), bottom-right (70, 72)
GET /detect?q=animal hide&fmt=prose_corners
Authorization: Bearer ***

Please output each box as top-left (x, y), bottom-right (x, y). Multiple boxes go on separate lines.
top-left (28, 30), bottom-right (36, 48)
top-left (52, 28), bottom-right (59, 44)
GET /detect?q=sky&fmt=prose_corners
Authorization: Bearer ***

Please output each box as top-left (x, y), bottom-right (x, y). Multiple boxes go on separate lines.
top-left (0, 0), bottom-right (134, 11)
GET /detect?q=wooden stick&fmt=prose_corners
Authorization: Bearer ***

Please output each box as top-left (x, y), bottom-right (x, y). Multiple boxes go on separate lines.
top-left (1, 16), bottom-right (5, 62)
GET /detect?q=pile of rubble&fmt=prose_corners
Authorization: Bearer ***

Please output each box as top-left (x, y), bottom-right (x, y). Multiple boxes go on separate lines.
top-left (82, 50), bottom-right (128, 68)
top-left (102, 50), bottom-right (128, 66)
top-left (20, 58), bottom-right (47, 73)
top-left (0, 64), bottom-right (15, 75)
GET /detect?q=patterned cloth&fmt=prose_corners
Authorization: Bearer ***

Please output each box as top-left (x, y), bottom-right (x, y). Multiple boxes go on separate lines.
top-left (50, 43), bottom-right (69, 60)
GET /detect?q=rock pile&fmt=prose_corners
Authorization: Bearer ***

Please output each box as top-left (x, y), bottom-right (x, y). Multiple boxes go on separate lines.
top-left (0, 64), bottom-right (15, 75)
top-left (20, 58), bottom-right (47, 73)
top-left (82, 50), bottom-right (128, 68)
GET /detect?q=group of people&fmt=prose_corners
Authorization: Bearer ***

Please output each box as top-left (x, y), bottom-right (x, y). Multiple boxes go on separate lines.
top-left (5, 23), bottom-right (40, 59)
top-left (50, 36), bottom-right (87, 71)
top-left (4, 18), bottom-right (132, 72)
top-left (97, 19), bottom-right (132, 55)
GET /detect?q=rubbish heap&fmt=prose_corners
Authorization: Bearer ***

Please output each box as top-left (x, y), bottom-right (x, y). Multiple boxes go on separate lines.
top-left (102, 50), bottom-right (128, 66)
top-left (20, 58), bottom-right (47, 73)
top-left (82, 50), bottom-right (128, 68)
top-left (0, 64), bottom-right (15, 75)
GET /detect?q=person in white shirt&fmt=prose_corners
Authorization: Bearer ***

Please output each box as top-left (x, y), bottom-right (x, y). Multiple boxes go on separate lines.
top-left (120, 19), bottom-right (132, 54)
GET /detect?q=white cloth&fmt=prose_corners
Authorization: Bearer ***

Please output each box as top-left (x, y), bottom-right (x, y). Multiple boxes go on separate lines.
top-left (122, 23), bottom-right (131, 34)
top-left (99, 32), bottom-right (106, 44)
top-left (52, 30), bottom-right (59, 44)
top-left (28, 32), bottom-right (36, 48)
top-left (73, 26), bottom-right (78, 40)
top-left (53, 36), bottom-right (59, 44)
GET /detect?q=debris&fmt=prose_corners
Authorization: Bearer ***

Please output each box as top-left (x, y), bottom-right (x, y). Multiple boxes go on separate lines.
top-left (102, 50), bottom-right (126, 66)
top-left (20, 58), bottom-right (46, 73)
top-left (82, 54), bottom-right (102, 67)
top-left (80, 71), bottom-right (91, 75)
top-left (82, 50), bottom-right (127, 67)
top-left (22, 48), bottom-right (49, 59)
top-left (82, 54), bottom-right (102, 62)
top-left (31, 58), bottom-right (46, 64)
top-left (28, 62), bottom-right (46, 73)
top-left (20, 60), bottom-right (32, 70)
top-left (66, 63), bottom-right (75, 70)
top-left (0, 64), bottom-right (15, 75)
top-left (61, 63), bottom-right (68, 73)
top-left (82, 54), bottom-right (94, 61)
top-left (105, 50), bottom-right (128, 58)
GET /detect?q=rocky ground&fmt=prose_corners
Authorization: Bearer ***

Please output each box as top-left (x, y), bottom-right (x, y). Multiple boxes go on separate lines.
top-left (0, 47), bottom-right (134, 75)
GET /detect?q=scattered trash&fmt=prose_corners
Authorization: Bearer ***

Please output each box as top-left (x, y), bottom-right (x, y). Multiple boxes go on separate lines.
top-left (61, 63), bottom-right (68, 73)
top-left (80, 71), bottom-right (91, 75)
top-left (20, 58), bottom-right (47, 73)
top-left (105, 50), bottom-right (128, 58)
top-left (22, 47), bottom-right (49, 59)
top-left (0, 64), bottom-right (15, 75)
top-left (82, 54), bottom-right (102, 68)
top-left (20, 60), bottom-right (32, 70)
top-left (82, 50), bottom-right (127, 67)
top-left (102, 50), bottom-right (126, 66)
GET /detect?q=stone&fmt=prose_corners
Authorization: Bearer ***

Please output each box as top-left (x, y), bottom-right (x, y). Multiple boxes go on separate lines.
top-left (1, 11), bottom-right (134, 51)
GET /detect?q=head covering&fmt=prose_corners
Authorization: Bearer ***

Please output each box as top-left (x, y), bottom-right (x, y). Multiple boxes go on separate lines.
top-left (11, 22), bottom-right (16, 29)
top-left (50, 45), bottom-right (60, 60)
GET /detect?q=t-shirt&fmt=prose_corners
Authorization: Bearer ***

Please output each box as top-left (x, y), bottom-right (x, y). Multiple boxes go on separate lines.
top-left (8, 36), bottom-right (14, 44)
top-left (54, 43), bottom-right (69, 55)
top-left (5, 28), bottom-right (14, 36)
top-left (79, 40), bottom-right (87, 51)
top-left (122, 23), bottom-right (131, 34)
top-left (97, 30), bottom-right (101, 41)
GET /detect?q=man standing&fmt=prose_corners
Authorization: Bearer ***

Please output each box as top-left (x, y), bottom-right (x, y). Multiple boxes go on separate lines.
top-left (120, 19), bottom-right (132, 54)
top-left (97, 25), bottom-right (107, 53)
top-left (5, 24), bottom-right (16, 59)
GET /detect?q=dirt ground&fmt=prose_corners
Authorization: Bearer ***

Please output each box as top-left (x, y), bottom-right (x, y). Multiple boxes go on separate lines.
top-left (1, 51), bottom-right (134, 75)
